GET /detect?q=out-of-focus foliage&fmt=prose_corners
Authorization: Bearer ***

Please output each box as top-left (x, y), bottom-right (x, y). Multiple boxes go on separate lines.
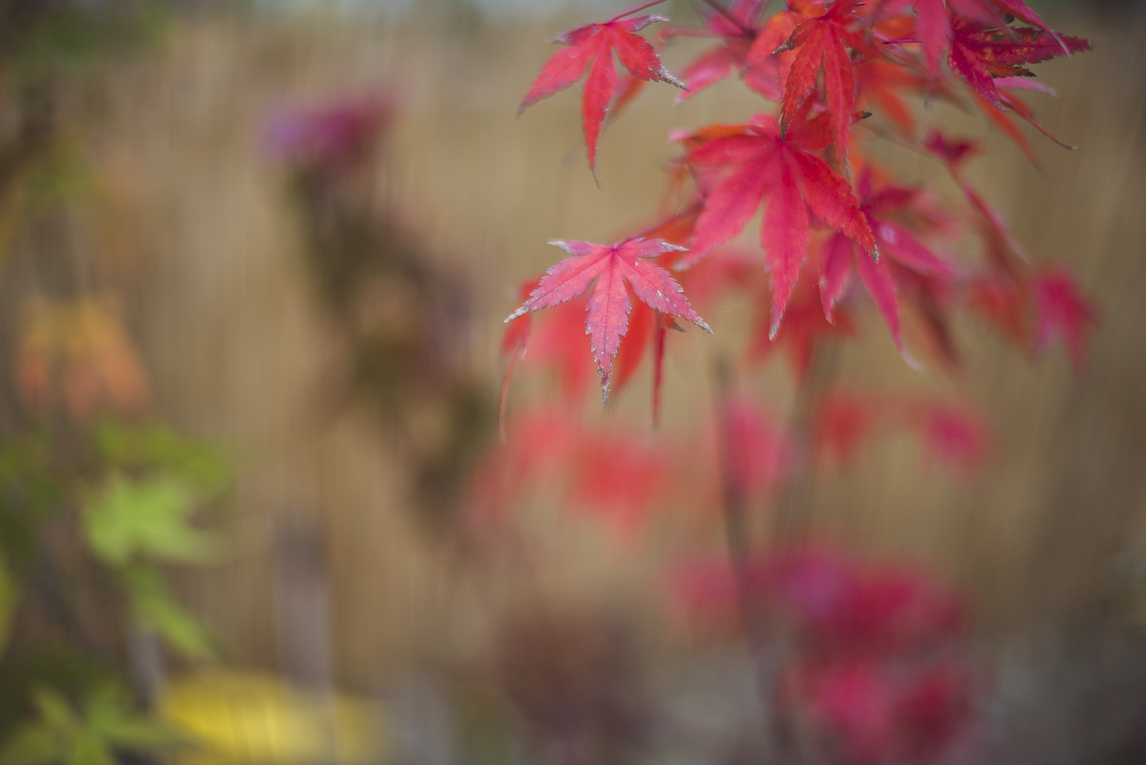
top-left (0, 683), bottom-right (181, 765)
top-left (0, 3), bottom-right (228, 763)
top-left (159, 671), bottom-right (387, 765)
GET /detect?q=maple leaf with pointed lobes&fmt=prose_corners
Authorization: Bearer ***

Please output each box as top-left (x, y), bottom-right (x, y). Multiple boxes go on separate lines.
top-left (518, 6), bottom-right (686, 177)
top-left (505, 239), bottom-right (711, 400)
top-left (913, 0), bottom-right (1073, 81)
top-left (924, 130), bottom-right (1031, 264)
top-left (854, 58), bottom-right (925, 138)
top-left (682, 110), bottom-right (876, 337)
top-left (776, 0), bottom-right (872, 168)
top-left (670, 2), bottom-right (797, 104)
top-left (750, 278), bottom-right (855, 378)
top-left (820, 170), bottom-right (956, 360)
top-left (913, 0), bottom-right (949, 78)
top-left (948, 19), bottom-right (1090, 110)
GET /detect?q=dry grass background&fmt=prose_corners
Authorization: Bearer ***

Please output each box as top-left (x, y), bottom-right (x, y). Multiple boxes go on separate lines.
top-left (82, 6), bottom-right (1146, 688)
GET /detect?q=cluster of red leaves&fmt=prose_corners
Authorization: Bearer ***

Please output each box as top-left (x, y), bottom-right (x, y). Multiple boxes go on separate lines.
top-left (470, 391), bottom-right (988, 544)
top-left (507, 0), bottom-right (1095, 414)
top-left (815, 390), bottom-right (991, 475)
top-left (492, 6), bottom-right (1096, 761)
top-left (673, 548), bottom-right (972, 765)
top-left (468, 408), bottom-right (680, 539)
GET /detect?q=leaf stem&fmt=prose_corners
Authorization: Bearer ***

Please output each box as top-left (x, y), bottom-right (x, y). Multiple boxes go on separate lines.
top-left (712, 360), bottom-right (801, 765)
top-left (609, 0), bottom-right (669, 22)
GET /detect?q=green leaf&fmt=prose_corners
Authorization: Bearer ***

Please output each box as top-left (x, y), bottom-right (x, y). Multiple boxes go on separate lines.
top-left (81, 684), bottom-right (128, 735)
top-left (30, 688), bottom-right (75, 733)
top-left (83, 473), bottom-right (218, 567)
top-left (93, 422), bottom-right (229, 495)
top-left (84, 684), bottom-right (181, 751)
top-left (68, 734), bottom-right (114, 765)
top-left (122, 568), bottom-right (214, 661)
top-left (0, 725), bottom-right (56, 765)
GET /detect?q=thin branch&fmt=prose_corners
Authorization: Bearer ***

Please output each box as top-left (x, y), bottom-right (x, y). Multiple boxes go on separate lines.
top-left (609, 0), bottom-right (670, 22)
top-left (711, 360), bottom-right (801, 765)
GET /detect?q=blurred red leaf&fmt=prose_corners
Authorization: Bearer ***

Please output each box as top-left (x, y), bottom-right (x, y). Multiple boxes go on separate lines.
top-left (1032, 267), bottom-right (1097, 368)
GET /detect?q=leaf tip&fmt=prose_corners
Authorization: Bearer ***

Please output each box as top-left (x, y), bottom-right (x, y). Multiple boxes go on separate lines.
top-left (660, 67), bottom-right (688, 91)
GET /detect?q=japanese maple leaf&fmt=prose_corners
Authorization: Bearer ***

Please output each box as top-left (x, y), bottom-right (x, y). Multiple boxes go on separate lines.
top-left (505, 239), bottom-right (711, 399)
top-left (913, 0), bottom-right (1072, 80)
top-left (819, 171), bottom-right (955, 358)
top-left (672, 3), bottom-right (796, 103)
top-left (526, 295), bottom-right (597, 401)
top-left (750, 278), bottom-right (855, 377)
top-left (570, 429), bottom-right (672, 538)
top-left (924, 130), bottom-right (1030, 263)
top-left (518, 6), bottom-right (686, 177)
top-left (853, 58), bottom-right (926, 137)
top-left (912, 0), bottom-right (950, 78)
top-left (1032, 268), bottom-right (1096, 368)
top-left (683, 110), bottom-right (876, 336)
top-left (777, 0), bottom-right (872, 167)
top-left (968, 271), bottom-right (1029, 344)
top-left (947, 18), bottom-right (1089, 110)
top-left (971, 78), bottom-right (1079, 165)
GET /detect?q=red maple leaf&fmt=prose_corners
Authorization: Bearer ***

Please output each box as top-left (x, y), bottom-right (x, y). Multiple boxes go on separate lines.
top-left (1032, 268), bottom-right (1097, 368)
top-left (912, 0), bottom-right (950, 78)
top-left (718, 395), bottom-right (792, 498)
top-left (924, 130), bottom-right (1030, 264)
top-left (777, 0), bottom-right (873, 167)
top-left (968, 271), bottom-right (1030, 345)
top-left (913, 0), bottom-right (1075, 81)
top-left (906, 400), bottom-right (991, 475)
top-left (814, 391), bottom-right (880, 464)
top-left (671, 3), bottom-right (797, 103)
top-left (819, 170), bottom-right (956, 359)
top-left (947, 18), bottom-right (1089, 110)
top-left (750, 277), bottom-right (855, 378)
top-left (505, 239), bottom-right (711, 399)
top-left (526, 296), bottom-right (597, 400)
top-left (853, 58), bottom-right (926, 138)
top-left (518, 4), bottom-right (686, 177)
top-left (682, 109), bottom-right (876, 336)
top-left (569, 429), bottom-right (673, 538)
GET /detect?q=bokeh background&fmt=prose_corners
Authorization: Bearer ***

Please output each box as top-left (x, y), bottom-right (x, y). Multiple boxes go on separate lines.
top-left (0, 0), bottom-right (1144, 763)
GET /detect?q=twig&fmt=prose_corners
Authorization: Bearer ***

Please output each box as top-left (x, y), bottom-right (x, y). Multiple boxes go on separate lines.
top-left (711, 360), bottom-right (800, 764)
top-left (609, 0), bottom-right (670, 23)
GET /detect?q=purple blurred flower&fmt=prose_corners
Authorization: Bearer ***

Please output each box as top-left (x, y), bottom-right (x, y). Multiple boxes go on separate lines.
top-left (265, 93), bottom-right (393, 170)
